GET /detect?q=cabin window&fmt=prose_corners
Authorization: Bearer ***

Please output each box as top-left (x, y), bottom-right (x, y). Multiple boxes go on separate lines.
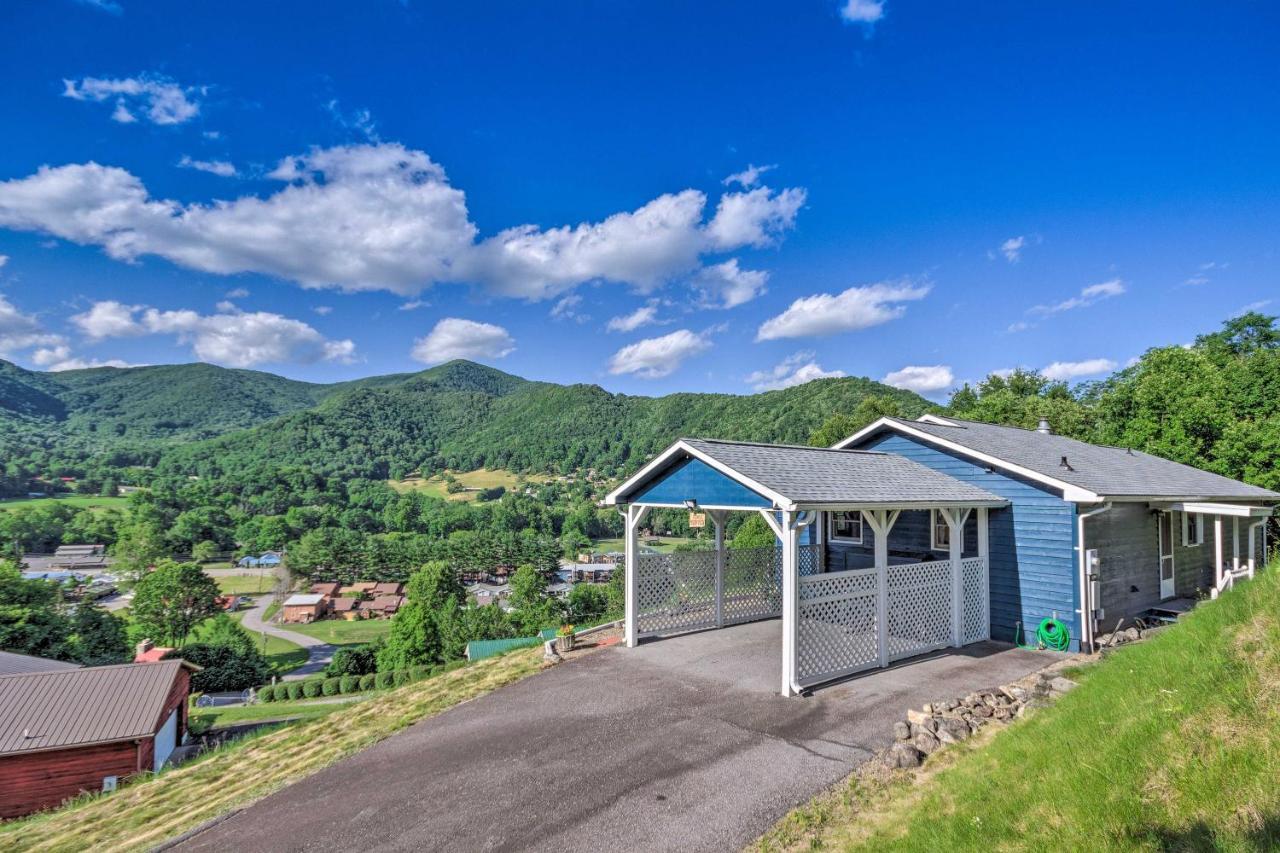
top-left (1181, 512), bottom-right (1204, 546)
top-left (930, 509), bottom-right (951, 551)
top-left (829, 510), bottom-right (863, 543)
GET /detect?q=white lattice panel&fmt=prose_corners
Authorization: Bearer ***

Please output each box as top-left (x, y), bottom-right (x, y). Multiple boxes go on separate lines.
top-left (797, 544), bottom-right (823, 576)
top-left (885, 559), bottom-right (952, 661)
top-left (635, 550), bottom-right (717, 636)
top-left (796, 568), bottom-right (879, 684)
top-left (961, 556), bottom-right (989, 643)
top-left (723, 546), bottom-right (782, 625)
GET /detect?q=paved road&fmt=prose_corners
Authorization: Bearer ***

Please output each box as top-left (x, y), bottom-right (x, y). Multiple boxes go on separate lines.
top-left (240, 595), bottom-right (337, 680)
top-left (177, 620), bottom-right (1060, 853)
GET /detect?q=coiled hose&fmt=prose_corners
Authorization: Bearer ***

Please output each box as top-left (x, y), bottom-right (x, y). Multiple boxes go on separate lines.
top-left (1015, 617), bottom-right (1071, 651)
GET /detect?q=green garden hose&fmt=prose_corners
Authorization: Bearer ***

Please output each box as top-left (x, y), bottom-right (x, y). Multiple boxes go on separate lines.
top-left (1014, 617), bottom-right (1072, 651)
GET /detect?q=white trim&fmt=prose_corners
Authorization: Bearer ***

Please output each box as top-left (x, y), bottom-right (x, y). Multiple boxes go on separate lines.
top-left (929, 508), bottom-right (951, 552)
top-left (1162, 501), bottom-right (1276, 519)
top-left (827, 510), bottom-right (864, 544)
top-left (604, 439), bottom-right (791, 509)
top-left (1181, 511), bottom-right (1204, 547)
top-left (833, 418), bottom-right (1102, 503)
top-left (792, 500), bottom-right (1007, 511)
top-left (1077, 502), bottom-right (1112, 651)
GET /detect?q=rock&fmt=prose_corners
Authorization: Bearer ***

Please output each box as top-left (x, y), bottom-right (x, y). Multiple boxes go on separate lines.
top-left (1000, 685), bottom-right (1028, 703)
top-left (962, 693), bottom-right (979, 708)
top-left (913, 730), bottom-right (941, 755)
top-left (973, 703), bottom-right (993, 718)
top-left (884, 741), bottom-right (923, 769)
top-left (994, 707), bottom-right (1012, 722)
top-left (981, 693), bottom-right (999, 707)
top-left (938, 699), bottom-right (957, 713)
top-left (935, 716), bottom-right (971, 744)
top-left (968, 719), bottom-right (984, 733)
top-left (1049, 676), bottom-right (1078, 694)
top-left (1122, 627), bottom-right (1141, 642)
top-left (906, 708), bottom-right (934, 728)
top-left (1095, 632), bottom-right (1112, 647)
top-left (910, 717), bottom-right (938, 738)
top-left (921, 703), bottom-right (935, 715)
top-left (893, 721), bottom-right (912, 741)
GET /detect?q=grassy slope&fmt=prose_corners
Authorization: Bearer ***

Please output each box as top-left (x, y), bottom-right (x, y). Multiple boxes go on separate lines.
top-left (388, 468), bottom-right (549, 502)
top-left (211, 573), bottom-right (276, 595)
top-left (759, 564), bottom-right (1280, 851)
top-left (284, 617), bottom-right (393, 646)
top-left (0, 495), bottom-right (128, 512)
top-left (2, 648), bottom-right (544, 852)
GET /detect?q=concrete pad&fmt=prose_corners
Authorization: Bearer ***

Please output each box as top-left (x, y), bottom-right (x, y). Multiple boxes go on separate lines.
top-left (177, 621), bottom-right (1058, 853)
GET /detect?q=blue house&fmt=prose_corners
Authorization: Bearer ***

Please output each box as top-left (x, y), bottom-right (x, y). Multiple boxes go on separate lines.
top-left (605, 415), bottom-right (1277, 696)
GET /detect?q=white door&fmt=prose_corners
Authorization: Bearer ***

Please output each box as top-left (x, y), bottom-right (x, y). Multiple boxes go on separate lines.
top-left (1158, 512), bottom-right (1176, 600)
top-left (153, 708), bottom-right (178, 771)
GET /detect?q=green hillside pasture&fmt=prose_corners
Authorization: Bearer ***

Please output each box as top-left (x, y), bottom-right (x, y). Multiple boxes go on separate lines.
top-left (0, 495), bottom-right (128, 513)
top-left (388, 469), bottom-right (549, 502)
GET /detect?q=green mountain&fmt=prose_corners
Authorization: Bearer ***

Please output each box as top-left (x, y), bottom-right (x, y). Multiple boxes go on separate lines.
top-left (0, 357), bottom-right (931, 484)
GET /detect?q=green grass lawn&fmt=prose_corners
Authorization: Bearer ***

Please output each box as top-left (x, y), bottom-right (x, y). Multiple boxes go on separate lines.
top-left (387, 468), bottom-right (549, 502)
top-left (190, 696), bottom-right (366, 733)
top-left (285, 617), bottom-right (393, 646)
top-left (0, 494), bottom-right (129, 512)
top-left (590, 535), bottom-right (703, 554)
top-left (757, 563), bottom-right (1280, 851)
top-left (210, 572), bottom-right (276, 595)
top-left (191, 608), bottom-right (309, 675)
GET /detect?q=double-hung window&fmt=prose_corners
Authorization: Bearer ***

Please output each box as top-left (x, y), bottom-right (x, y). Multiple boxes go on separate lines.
top-left (931, 509), bottom-right (951, 552)
top-left (829, 510), bottom-right (863, 543)
top-left (1181, 512), bottom-right (1204, 546)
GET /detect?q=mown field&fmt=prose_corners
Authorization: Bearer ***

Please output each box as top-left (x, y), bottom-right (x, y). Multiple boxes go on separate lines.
top-left (756, 562), bottom-right (1280, 851)
top-left (285, 617), bottom-right (393, 646)
top-left (0, 495), bottom-right (129, 512)
top-left (387, 469), bottom-right (550, 502)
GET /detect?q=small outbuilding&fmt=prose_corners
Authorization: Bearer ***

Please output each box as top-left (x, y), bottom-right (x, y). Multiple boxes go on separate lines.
top-left (281, 593), bottom-right (326, 623)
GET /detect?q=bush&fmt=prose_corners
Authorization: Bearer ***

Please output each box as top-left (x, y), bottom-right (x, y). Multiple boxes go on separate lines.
top-left (375, 670), bottom-right (395, 690)
top-left (409, 665), bottom-right (431, 680)
top-left (393, 669), bottom-right (411, 686)
top-left (167, 642), bottom-right (271, 693)
top-left (322, 677), bottom-right (341, 697)
top-left (325, 644), bottom-right (379, 677)
top-left (257, 684), bottom-right (276, 702)
top-left (286, 681), bottom-right (304, 701)
top-left (339, 675), bottom-right (359, 693)
top-left (358, 673), bottom-right (376, 691)
top-left (303, 679), bottom-right (323, 698)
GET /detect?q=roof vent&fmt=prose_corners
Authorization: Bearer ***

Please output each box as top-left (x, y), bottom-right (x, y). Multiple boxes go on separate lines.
top-left (1059, 455), bottom-right (1074, 471)
top-left (1037, 417), bottom-right (1052, 435)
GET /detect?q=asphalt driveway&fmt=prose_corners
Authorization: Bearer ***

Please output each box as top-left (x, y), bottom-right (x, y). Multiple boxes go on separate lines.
top-left (177, 620), bottom-right (1057, 853)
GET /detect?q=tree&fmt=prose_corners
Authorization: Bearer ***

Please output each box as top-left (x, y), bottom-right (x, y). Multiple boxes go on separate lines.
top-left (377, 560), bottom-right (465, 670)
top-left (130, 560), bottom-right (221, 646)
top-left (808, 395), bottom-right (906, 447)
top-left (566, 583), bottom-right (607, 625)
top-left (326, 644), bottom-right (379, 677)
top-left (68, 604), bottom-right (129, 665)
top-left (192, 539), bottom-right (219, 562)
top-left (730, 513), bottom-right (777, 549)
top-left (0, 559), bottom-right (71, 659)
top-left (110, 518), bottom-right (168, 583)
top-left (508, 563), bottom-right (558, 634)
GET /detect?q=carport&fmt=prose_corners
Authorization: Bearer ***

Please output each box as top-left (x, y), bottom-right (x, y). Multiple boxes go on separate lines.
top-left (604, 438), bottom-right (1008, 696)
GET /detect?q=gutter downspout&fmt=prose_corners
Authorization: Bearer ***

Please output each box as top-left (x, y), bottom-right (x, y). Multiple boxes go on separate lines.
top-left (1077, 502), bottom-right (1112, 653)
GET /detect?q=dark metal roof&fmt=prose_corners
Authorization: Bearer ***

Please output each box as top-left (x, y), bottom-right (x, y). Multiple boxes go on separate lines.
top-left (880, 418), bottom-right (1280, 500)
top-left (0, 651), bottom-right (82, 677)
top-left (0, 660), bottom-right (188, 755)
top-left (680, 438), bottom-right (1005, 506)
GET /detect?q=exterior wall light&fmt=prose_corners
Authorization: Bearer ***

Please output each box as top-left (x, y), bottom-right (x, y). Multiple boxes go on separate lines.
top-left (683, 498), bottom-right (699, 510)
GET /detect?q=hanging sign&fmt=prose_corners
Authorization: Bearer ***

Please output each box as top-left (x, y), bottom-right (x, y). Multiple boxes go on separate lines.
top-left (688, 512), bottom-right (706, 529)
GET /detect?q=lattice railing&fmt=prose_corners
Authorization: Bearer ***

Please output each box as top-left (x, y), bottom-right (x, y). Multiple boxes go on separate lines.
top-left (723, 546), bottom-right (783, 625)
top-left (960, 556), bottom-right (989, 644)
top-left (635, 549), bottom-right (717, 636)
top-left (885, 558), bottom-right (953, 662)
top-left (796, 568), bottom-right (879, 685)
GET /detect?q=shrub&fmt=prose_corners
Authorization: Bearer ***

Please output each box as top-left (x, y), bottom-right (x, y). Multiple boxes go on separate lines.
top-left (391, 669), bottom-right (410, 686)
top-left (325, 644), bottom-right (379, 678)
top-left (302, 679), bottom-right (323, 699)
top-left (375, 670), bottom-right (395, 690)
top-left (167, 642), bottom-right (270, 693)
top-left (409, 665), bottom-right (431, 680)
top-left (358, 673), bottom-right (376, 691)
top-left (339, 675), bottom-right (359, 693)
top-left (257, 684), bottom-right (276, 703)
top-left (322, 677), bottom-right (341, 697)
top-left (286, 681), bottom-right (304, 701)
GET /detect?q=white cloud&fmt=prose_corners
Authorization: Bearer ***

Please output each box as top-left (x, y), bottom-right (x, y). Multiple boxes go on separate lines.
top-left (70, 300), bottom-right (354, 367)
top-left (606, 301), bottom-right (660, 333)
top-left (1030, 278), bottom-right (1126, 315)
top-left (179, 156), bottom-right (237, 177)
top-left (1006, 321), bottom-right (1032, 334)
top-left (225, 287), bottom-right (249, 298)
top-left (756, 278), bottom-right (931, 341)
top-left (411, 318), bottom-right (514, 365)
top-left (1184, 275), bottom-right (1209, 286)
top-left (693, 258), bottom-right (769, 308)
top-left (0, 143), bottom-right (808, 301)
top-left (313, 305), bottom-right (333, 315)
top-left (1041, 358), bottom-right (1117, 381)
top-left (74, 0), bottom-right (122, 14)
top-left (607, 329), bottom-right (710, 379)
top-left (0, 295), bottom-right (62, 355)
top-left (63, 75), bottom-right (201, 126)
top-left (882, 364), bottom-right (954, 393)
top-left (705, 186), bottom-right (806, 250)
top-left (999, 235), bottom-right (1025, 263)
top-left (840, 0), bottom-right (885, 23)
top-left (550, 293), bottom-right (589, 323)
top-left (746, 351), bottom-right (845, 391)
top-left (0, 255), bottom-right (8, 268)
top-left (30, 345), bottom-right (135, 371)
top-left (723, 163), bottom-right (776, 189)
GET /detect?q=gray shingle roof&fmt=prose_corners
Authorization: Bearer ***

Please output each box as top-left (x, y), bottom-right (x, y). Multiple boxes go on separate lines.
top-left (0, 660), bottom-right (187, 755)
top-left (681, 438), bottom-right (1005, 506)
top-left (879, 417), bottom-right (1280, 500)
top-left (0, 650), bottom-right (82, 677)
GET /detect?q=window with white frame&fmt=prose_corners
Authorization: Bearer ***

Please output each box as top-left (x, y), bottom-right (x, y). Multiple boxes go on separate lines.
top-left (1181, 512), bottom-right (1204, 546)
top-left (931, 509), bottom-right (951, 551)
top-left (828, 510), bottom-right (863, 543)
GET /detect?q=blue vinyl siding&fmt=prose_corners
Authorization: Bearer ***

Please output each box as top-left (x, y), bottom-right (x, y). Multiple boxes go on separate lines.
top-left (630, 457), bottom-right (773, 509)
top-left (854, 432), bottom-right (1081, 651)
top-left (826, 509), bottom-right (977, 570)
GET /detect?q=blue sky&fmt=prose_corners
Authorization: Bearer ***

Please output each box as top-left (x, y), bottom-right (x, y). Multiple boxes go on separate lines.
top-left (0, 1), bottom-right (1277, 398)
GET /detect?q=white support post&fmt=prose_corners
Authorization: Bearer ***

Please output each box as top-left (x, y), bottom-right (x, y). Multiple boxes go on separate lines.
top-left (946, 508), bottom-right (968, 648)
top-left (868, 509), bottom-right (899, 669)
top-left (710, 510), bottom-right (727, 628)
top-left (977, 507), bottom-right (990, 640)
top-left (1248, 520), bottom-right (1259, 579)
top-left (779, 510), bottom-right (798, 697)
top-left (1213, 514), bottom-right (1224, 598)
top-left (623, 504), bottom-right (651, 648)
top-left (1233, 517), bottom-right (1240, 572)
